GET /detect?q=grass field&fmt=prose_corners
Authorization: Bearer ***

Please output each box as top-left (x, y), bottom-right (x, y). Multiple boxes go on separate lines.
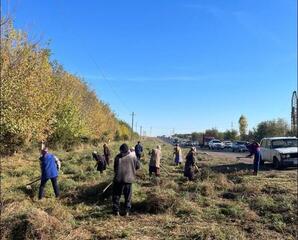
top-left (1, 138), bottom-right (297, 240)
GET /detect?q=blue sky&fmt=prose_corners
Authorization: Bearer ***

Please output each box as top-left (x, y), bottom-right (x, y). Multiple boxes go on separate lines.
top-left (3, 0), bottom-right (297, 136)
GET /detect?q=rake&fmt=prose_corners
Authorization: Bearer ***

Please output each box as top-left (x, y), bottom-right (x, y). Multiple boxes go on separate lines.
top-left (25, 177), bottom-right (40, 190)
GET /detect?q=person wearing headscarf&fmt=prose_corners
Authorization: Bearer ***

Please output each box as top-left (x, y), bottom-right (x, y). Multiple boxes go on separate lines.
top-left (173, 144), bottom-right (183, 165)
top-left (149, 145), bottom-right (162, 177)
top-left (92, 151), bottom-right (107, 173)
top-left (184, 147), bottom-right (197, 181)
top-left (103, 143), bottom-right (111, 166)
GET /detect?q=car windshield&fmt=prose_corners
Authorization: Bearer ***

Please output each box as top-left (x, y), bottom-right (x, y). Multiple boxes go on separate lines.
top-left (271, 139), bottom-right (298, 148)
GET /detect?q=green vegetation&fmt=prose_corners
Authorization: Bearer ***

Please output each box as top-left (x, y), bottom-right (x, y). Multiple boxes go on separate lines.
top-left (1, 138), bottom-right (297, 239)
top-left (0, 19), bottom-right (136, 155)
top-left (239, 115), bottom-right (248, 139)
top-left (175, 117), bottom-right (291, 143)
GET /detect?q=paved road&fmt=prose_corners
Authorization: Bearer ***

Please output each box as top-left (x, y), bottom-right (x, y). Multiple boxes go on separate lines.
top-left (197, 149), bottom-right (253, 164)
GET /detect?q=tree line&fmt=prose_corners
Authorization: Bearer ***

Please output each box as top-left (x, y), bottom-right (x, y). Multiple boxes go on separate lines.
top-left (0, 19), bottom-right (136, 155)
top-left (174, 116), bottom-right (293, 143)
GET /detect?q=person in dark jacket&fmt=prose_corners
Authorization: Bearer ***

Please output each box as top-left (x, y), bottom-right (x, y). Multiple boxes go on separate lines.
top-left (134, 141), bottom-right (143, 160)
top-left (38, 148), bottom-right (61, 199)
top-left (246, 141), bottom-right (261, 175)
top-left (103, 143), bottom-right (111, 166)
top-left (184, 147), bottom-right (197, 181)
top-left (112, 144), bottom-right (140, 216)
top-left (92, 151), bottom-right (107, 173)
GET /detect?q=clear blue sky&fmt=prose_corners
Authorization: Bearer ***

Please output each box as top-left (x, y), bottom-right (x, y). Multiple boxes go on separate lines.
top-left (3, 0), bottom-right (297, 136)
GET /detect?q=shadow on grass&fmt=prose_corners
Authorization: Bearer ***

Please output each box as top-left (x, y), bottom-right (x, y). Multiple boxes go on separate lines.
top-left (18, 185), bottom-right (38, 199)
top-left (65, 181), bottom-right (113, 206)
top-left (210, 162), bottom-right (273, 174)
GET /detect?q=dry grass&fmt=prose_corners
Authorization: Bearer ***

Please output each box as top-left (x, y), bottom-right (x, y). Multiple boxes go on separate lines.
top-left (1, 138), bottom-right (297, 240)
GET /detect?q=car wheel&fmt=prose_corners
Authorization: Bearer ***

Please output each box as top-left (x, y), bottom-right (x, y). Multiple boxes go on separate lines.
top-left (273, 157), bottom-right (281, 170)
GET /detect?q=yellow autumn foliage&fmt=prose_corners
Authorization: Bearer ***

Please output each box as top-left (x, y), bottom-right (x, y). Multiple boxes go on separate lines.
top-left (0, 19), bottom-right (133, 154)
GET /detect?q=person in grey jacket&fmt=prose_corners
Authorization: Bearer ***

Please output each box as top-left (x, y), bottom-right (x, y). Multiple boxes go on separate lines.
top-left (112, 143), bottom-right (140, 216)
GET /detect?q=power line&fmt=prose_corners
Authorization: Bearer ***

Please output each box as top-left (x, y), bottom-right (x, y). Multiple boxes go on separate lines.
top-left (88, 56), bottom-right (131, 113)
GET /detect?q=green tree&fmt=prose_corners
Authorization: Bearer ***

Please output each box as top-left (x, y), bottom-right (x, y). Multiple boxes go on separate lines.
top-left (191, 132), bottom-right (203, 142)
top-left (253, 118), bottom-right (290, 141)
top-left (238, 115), bottom-right (248, 139)
top-left (0, 19), bottom-right (137, 154)
top-left (205, 128), bottom-right (223, 140)
top-left (223, 129), bottom-right (238, 141)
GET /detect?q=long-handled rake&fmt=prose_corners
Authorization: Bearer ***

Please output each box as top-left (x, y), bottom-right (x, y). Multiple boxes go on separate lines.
top-left (160, 164), bottom-right (170, 176)
top-left (101, 181), bottom-right (113, 194)
top-left (26, 177), bottom-right (40, 190)
top-left (194, 163), bottom-right (200, 172)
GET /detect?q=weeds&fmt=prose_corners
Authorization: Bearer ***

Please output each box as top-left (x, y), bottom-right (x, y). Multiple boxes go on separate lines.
top-left (1, 139), bottom-right (297, 239)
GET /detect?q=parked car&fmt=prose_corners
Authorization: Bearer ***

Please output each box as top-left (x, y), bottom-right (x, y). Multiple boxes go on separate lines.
top-left (208, 139), bottom-right (224, 150)
top-left (260, 137), bottom-right (298, 169)
top-left (232, 141), bottom-right (248, 152)
top-left (223, 141), bottom-right (233, 149)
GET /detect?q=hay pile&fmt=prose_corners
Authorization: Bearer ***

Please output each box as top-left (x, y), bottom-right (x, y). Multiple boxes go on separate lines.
top-left (0, 201), bottom-right (92, 240)
top-left (144, 188), bottom-right (179, 214)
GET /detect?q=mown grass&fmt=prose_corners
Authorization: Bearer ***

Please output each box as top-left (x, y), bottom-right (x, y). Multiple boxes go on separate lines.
top-left (1, 138), bottom-right (297, 240)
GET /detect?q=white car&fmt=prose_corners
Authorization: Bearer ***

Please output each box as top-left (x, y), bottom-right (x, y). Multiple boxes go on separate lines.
top-left (223, 141), bottom-right (233, 149)
top-left (208, 139), bottom-right (224, 150)
top-left (260, 137), bottom-right (298, 169)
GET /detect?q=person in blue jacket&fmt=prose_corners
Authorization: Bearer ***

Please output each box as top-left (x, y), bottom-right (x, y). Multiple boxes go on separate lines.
top-left (38, 148), bottom-right (61, 199)
top-left (134, 141), bottom-right (143, 160)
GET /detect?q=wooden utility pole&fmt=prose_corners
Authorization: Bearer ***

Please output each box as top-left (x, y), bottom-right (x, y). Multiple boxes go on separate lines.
top-left (131, 112), bottom-right (135, 141)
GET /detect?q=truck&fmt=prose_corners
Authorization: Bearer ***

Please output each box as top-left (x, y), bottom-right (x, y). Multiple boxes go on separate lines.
top-left (201, 135), bottom-right (215, 148)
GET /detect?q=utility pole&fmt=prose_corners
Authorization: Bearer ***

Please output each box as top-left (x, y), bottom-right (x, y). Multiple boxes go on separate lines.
top-left (130, 112), bottom-right (135, 141)
top-left (140, 126), bottom-right (142, 139)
